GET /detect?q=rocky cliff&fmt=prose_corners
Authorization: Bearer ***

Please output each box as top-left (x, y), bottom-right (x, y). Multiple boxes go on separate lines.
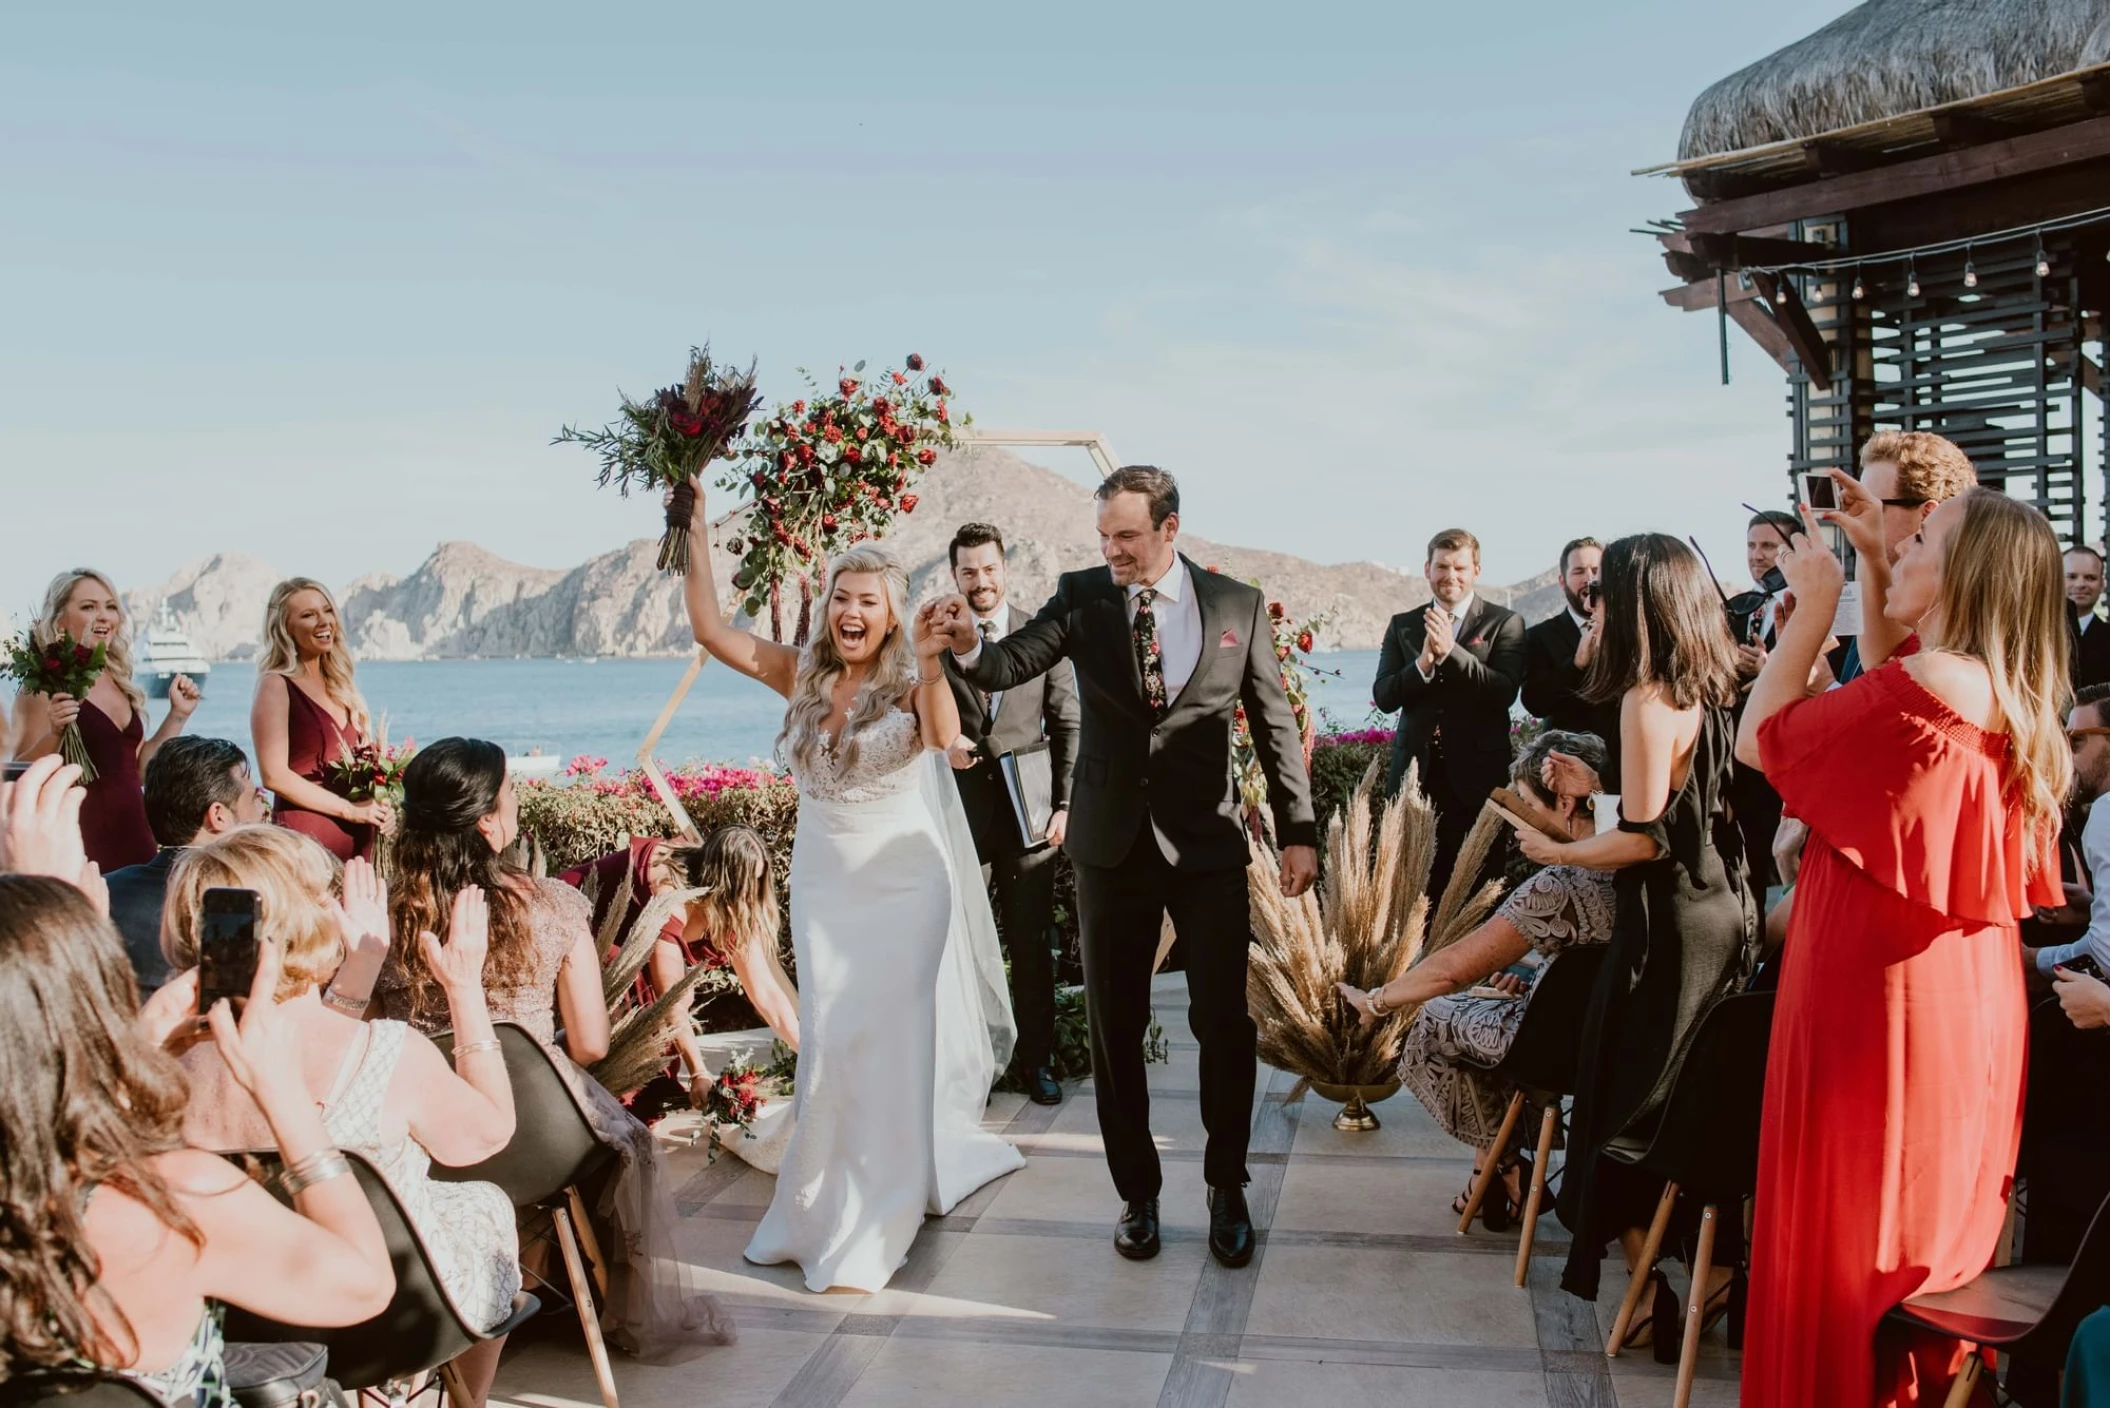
top-left (125, 449), bottom-right (1569, 660)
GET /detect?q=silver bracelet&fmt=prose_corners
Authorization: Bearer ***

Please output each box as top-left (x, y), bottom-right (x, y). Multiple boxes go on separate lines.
top-left (454, 1038), bottom-right (503, 1057)
top-left (278, 1149), bottom-right (353, 1196)
top-left (1366, 987), bottom-right (1393, 1018)
top-left (319, 982), bottom-right (370, 1016)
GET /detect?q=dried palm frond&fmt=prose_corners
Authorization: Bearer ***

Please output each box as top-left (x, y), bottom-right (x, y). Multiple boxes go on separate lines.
top-left (589, 957), bottom-right (740, 1097)
top-left (581, 861), bottom-right (634, 971)
top-left (1425, 804), bottom-right (1508, 957)
top-left (602, 886), bottom-right (706, 1009)
top-left (1248, 760), bottom-right (1445, 1088)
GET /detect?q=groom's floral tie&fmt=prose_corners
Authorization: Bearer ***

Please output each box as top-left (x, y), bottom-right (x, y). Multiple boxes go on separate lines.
top-left (1132, 587), bottom-right (1168, 716)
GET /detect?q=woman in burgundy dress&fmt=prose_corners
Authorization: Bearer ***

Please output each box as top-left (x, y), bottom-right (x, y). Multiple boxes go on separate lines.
top-left (250, 577), bottom-right (388, 862)
top-left (1737, 486), bottom-right (2069, 1405)
top-left (8, 569), bottom-right (199, 871)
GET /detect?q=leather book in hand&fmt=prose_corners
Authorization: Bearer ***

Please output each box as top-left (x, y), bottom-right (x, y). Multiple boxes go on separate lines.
top-left (999, 743), bottom-right (1056, 849)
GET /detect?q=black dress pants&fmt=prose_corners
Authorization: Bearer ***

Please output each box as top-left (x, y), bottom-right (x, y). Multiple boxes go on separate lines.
top-left (1074, 823), bottom-right (1255, 1200)
top-left (990, 843), bottom-right (1059, 1071)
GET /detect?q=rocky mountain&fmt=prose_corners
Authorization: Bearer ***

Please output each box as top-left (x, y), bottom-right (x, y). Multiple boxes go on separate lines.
top-left (125, 449), bottom-right (1570, 661)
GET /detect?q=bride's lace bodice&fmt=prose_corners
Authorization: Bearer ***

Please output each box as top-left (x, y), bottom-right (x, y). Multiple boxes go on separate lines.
top-left (794, 708), bottom-right (926, 803)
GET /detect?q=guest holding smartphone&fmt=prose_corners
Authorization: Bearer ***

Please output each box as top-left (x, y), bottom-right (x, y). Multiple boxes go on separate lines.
top-left (251, 578), bottom-right (388, 862)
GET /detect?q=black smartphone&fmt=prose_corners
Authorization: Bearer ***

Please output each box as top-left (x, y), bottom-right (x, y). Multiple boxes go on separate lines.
top-left (197, 887), bottom-right (261, 1011)
top-left (2059, 954), bottom-right (2105, 982)
top-left (1758, 565), bottom-right (1788, 596)
top-left (1798, 471), bottom-right (1840, 512)
top-left (2, 760), bottom-right (31, 781)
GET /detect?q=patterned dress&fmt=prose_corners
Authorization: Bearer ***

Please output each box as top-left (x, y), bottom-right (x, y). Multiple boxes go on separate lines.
top-left (1397, 864), bottom-right (1616, 1148)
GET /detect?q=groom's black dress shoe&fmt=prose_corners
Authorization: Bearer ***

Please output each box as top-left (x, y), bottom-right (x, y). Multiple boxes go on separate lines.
top-left (1207, 1185), bottom-right (1255, 1268)
top-left (1114, 1198), bottom-right (1161, 1260)
top-left (1029, 1067), bottom-right (1063, 1106)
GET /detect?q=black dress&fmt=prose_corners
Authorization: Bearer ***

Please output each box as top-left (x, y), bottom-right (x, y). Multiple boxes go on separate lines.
top-left (1557, 704), bottom-right (1756, 1300)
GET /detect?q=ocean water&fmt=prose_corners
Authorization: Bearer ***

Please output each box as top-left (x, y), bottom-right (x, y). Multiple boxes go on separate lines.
top-left (174, 650), bottom-right (1390, 770)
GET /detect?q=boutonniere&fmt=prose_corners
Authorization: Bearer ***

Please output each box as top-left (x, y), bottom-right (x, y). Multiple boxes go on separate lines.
top-left (1219, 629), bottom-right (1240, 648)
top-left (1469, 635), bottom-right (1488, 646)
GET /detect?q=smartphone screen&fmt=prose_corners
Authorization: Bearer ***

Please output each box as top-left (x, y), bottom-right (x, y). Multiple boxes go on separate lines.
top-left (1799, 472), bottom-right (1840, 512)
top-left (198, 887), bottom-right (261, 1010)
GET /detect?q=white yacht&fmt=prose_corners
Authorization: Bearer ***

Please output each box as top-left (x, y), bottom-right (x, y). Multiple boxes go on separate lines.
top-left (135, 605), bottom-right (212, 699)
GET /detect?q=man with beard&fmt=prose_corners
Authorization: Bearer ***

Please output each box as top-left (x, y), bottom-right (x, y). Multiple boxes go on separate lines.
top-left (1730, 510), bottom-right (1800, 891)
top-left (1831, 431), bottom-right (1977, 684)
top-left (1520, 537), bottom-right (1618, 768)
top-left (1373, 527), bottom-right (1526, 898)
top-left (940, 521), bottom-right (1080, 1106)
top-left (2069, 547), bottom-right (2110, 690)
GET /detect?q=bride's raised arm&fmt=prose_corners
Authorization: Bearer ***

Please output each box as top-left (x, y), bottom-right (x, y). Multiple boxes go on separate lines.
top-left (909, 599), bottom-right (963, 753)
top-left (670, 475), bottom-right (801, 699)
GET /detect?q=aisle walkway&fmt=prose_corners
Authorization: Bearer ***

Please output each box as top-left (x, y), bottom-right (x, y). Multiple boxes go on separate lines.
top-left (491, 974), bottom-right (1741, 1408)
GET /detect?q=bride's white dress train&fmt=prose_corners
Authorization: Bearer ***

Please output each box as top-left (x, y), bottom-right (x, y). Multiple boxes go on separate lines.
top-left (743, 708), bottom-right (1025, 1292)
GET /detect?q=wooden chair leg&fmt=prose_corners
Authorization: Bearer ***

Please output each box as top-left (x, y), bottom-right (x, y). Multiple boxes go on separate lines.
top-left (553, 1200), bottom-right (622, 1408)
top-left (436, 1362), bottom-right (470, 1408)
top-left (1513, 1102), bottom-right (1559, 1287)
top-left (1673, 1204), bottom-right (1718, 1408)
top-left (1458, 1092), bottom-right (1526, 1234)
top-left (1605, 1180), bottom-right (1680, 1358)
top-left (1942, 1351), bottom-right (1982, 1408)
top-left (566, 1184), bottom-right (612, 1300)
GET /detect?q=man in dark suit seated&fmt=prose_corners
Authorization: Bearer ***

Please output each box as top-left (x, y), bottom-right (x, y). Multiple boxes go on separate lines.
top-left (1372, 528), bottom-right (1527, 898)
top-left (941, 521), bottom-right (1081, 1106)
top-left (105, 735), bottom-right (264, 993)
top-left (1520, 536), bottom-right (1618, 766)
top-left (2069, 546), bottom-right (2110, 690)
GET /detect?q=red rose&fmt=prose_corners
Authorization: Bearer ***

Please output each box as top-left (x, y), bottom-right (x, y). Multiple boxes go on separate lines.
top-left (906, 353), bottom-right (925, 371)
top-left (898, 425), bottom-right (916, 444)
top-left (900, 494), bottom-right (919, 514)
top-left (839, 377), bottom-right (859, 397)
top-left (74, 644), bottom-right (92, 667)
top-left (928, 376), bottom-right (949, 396)
top-left (792, 399), bottom-right (806, 415)
top-left (1297, 630), bottom-right (1314, 652)
top-left (935, 402), bottom-right (949, 423)
top-left (891, 371), bottom-right (906, 386)
top-left (823, 424), bottom-right (843, 444)
top-left (822, 514), bottom-right (838, 529)
top-left (916, 447), bottom-right (936, 466)
top-left (1268, 602), bottom-right (1286, 621)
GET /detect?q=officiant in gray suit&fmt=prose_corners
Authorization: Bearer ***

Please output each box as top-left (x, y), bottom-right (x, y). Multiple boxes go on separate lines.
top-left (941, 522), bottom-right (1081, 1106)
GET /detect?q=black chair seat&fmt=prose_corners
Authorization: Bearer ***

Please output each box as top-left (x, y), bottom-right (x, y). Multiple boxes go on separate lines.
top-left (1592, 990), bottom-right (1775, 1200)
top-left (1884, 1265), bottom-right (2069, 1346)
top-left (0, 1374), bottom-right (173, 1408)
top-left (430, 1022), bottom-right (615, 1207)
top-left (1495, 947), bottom-right (1607, 1097)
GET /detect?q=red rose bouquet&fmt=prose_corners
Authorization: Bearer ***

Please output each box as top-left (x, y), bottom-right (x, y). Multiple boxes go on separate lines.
top-left (556, 345), bottom-right (764, 575)
top-left (720, 353), bottom-right (969, 641)
top-left (696, 1055), bottom-right (766, 1162)
top-left (3, 632), bottom-right (109, 781)
top-left (1217, 586), bottom-right (1335, 831)
top-left (327, 734), bottom-right (415, 874)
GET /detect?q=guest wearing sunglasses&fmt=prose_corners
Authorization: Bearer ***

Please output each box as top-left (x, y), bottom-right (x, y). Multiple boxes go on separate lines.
top-left (1831, 431), bottom-right (1978, 685)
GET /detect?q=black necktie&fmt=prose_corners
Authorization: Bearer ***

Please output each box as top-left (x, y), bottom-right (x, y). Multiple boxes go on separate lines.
top-left (977, 620), bottom-right (996, 716)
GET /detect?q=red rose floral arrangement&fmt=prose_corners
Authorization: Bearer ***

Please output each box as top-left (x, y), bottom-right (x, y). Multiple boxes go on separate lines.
top-left (327, 733), bottom-right (415, 874)
top-left (1207, 575), bottom-right (1334, 834)
top-left (556, 345), bottom-right (764, 576)
top-left (718, 353), bottom-right (969, 641)
top-left (3, 632), bottom-right (110, 781)
top-left (696, 1055), bottom-right (766, 1162)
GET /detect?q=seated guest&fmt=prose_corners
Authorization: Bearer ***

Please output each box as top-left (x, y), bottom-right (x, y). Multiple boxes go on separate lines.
top-left (0, 872), bottom-right (393, 1401)
top-left (380, 738), bottom-right (733, 1360)
top-left (561, 825), bottom-right (799, 1114)
top-left (2028, 682), bottom-right (2110, 981)
top-left (252, 577), bottom-right (389, 862)
top-left (10, 569), bottom-right (202, 872)
top-left (1373, 528), bottom-right (1527, 896)
top-left (1521, 539), bottom-right (1617, 753)
top-left (166, 826), bottom-right (521, 1404)
top-left (105, 736), bottom-right (265, 994)
top-left (2071, 547), bottom-right (2110, 689)
top-left (1337, 728), bottom-right (1614, 1226)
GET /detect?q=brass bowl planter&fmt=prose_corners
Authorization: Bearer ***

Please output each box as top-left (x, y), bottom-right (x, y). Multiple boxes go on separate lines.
top-left (1310, 1078), bottom-right (1403, 1132)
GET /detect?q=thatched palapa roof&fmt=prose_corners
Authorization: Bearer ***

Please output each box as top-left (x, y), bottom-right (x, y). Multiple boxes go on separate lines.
top-left (1679, 0), bottom-right (2110, 160)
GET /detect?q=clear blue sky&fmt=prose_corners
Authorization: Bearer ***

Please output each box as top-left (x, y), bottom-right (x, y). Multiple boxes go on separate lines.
top-left (1, 0), bottom-right (1857, 617)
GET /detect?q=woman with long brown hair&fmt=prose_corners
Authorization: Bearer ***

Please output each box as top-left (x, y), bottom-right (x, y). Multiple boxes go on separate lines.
top-left (376, 736), bottom-right (732, 1361)
top-left (251, 577), bottom-right (387, 861)
top-left (1736, 485), bottom-right (2069, 1406)
top-left (0, 874), bottom-right (392, 1401)
top-left (10, 569), bottom-right (201, 871)
top-left (1504, 532), bottom-right (1757, 1354)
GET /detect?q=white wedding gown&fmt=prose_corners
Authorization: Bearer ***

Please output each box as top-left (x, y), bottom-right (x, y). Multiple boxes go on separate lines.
top-left (743, 708), bottom-right (1026, 1292)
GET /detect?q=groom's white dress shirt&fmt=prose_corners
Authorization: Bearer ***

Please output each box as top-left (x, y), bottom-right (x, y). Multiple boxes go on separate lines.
top-left (953, 554), bottom-right (1203, 701)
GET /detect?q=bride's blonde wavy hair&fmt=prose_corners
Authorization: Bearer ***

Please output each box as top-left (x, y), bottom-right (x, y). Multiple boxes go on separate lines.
top-left (33, 570), bottom-right (144, 717)
top-left (259, 577), bottom-right (370, 736)
top-left (776, 545), bottom-right (918, 778)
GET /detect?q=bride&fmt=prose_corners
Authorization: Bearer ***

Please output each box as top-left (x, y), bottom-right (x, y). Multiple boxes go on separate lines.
top-left (670, 478), bottom-right (1025, 1292)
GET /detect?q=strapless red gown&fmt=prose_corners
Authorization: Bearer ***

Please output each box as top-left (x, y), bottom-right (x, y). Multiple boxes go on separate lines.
top-left (76, 698), bottom-right (156, 872)
top-left (272, 685), bottom-right (372, 862)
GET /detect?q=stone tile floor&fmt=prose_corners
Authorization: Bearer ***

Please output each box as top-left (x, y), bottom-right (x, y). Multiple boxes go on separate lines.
top-left (491, 975), bottom-right (1741, 1408)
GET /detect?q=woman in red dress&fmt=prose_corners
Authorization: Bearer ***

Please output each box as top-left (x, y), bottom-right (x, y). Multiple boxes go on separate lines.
top-left (250, 577), bottom-right (389, 862)
top-left (1737, 485), bottom-right (2069, 1405)
top-left (9, 569), bottom-right (200, 871)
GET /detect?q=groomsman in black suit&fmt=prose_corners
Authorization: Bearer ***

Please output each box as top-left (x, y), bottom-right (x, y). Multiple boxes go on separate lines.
top-left (2069, 547), bottom-right (2110, 690)
top-left (933, 465), bottom-right (1317, 1271)
top-left (1520, 537), bottom-right (1617, 762)
top-left (1730, 510), bottom-right (1798, 889)
top-left (1372, 528), bottom-right (1527, 897)
top-left (940, 521), bottom-right (1081, 1107)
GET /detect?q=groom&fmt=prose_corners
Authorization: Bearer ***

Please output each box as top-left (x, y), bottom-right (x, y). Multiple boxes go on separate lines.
top-left (932, 464), bottom-right (1318, 1269)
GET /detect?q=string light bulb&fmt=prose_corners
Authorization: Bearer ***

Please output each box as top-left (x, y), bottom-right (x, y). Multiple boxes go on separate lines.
top-left (1906, 259), bottom-right (1920, 298)
top-left (1775, 279), bottom-right (1790, 305)
top-left (1963, 249), bottom-right (1978, 288)
top-left (2036, 240), bottom-right (2051, 278)
top-left (1851, 266), bottom-right (1865, 300)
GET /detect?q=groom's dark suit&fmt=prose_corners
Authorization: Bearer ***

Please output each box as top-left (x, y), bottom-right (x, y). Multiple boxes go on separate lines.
top-left (962, 554), bottom-right (1317, 1199)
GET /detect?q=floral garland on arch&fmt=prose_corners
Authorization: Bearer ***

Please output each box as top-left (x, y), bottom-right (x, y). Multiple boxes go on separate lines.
top-left (1216, 577), bottom-right (1335, 835)
top-left (716, 354), bottom-right (970, 642)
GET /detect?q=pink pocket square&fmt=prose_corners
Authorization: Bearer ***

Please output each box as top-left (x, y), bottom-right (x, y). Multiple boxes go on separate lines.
top-left (1220, 629), bottom-right (1241, 648)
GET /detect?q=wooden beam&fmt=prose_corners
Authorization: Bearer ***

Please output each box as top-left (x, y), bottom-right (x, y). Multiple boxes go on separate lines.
top-left (1745, 272), bottom-right (1834, 391)
top-left (1660, 279), bottom-right (1761, 311)
top-left (1687, 233), bottom-right (1837, 269)
top-left (1929, 111), bottom-right (2015, 147)
top-left (1801, 138), bottom-right (1887, 176)
top-left (2081, 71), bottom-right (2110, 115)
top-left (1726, 299), bottom-right (1795, 374)
top-left (1663, 249), bottom-right (1713, 283)
top-left (2083, 353), bottom-right (2105, 401)
top-left (1679, 112), bottom-right (2110, 235)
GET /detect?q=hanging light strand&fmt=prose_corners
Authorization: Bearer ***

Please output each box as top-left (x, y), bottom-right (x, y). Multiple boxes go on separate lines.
top-left (1711, 201), bottom-right (2110, 286)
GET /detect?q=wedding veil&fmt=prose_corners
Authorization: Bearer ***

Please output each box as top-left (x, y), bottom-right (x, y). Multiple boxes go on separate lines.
top-left (918, 750), bottom-right (1019, 1101)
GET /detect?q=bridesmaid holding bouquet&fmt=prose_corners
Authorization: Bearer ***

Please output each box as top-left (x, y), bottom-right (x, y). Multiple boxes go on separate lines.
top-left (251, 577), bottom-right (389, 861)
top-left (8, 569), bottom-right (198, 871)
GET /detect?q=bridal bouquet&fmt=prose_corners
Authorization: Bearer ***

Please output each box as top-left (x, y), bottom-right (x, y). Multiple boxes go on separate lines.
top-left (697, 1055), bottom-right (766, 1162)
top-left (2, 632), bottom-right (109, 781)
top-left (720, 353), bottom-right (969, 640)
top-left (555, 345), bottom-right (764, 575)
top-left (327, 734), bottom-right (415, 874)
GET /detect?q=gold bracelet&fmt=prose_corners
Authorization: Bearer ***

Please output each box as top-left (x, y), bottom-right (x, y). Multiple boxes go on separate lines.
top-left (1366, 987), bottom-right (1392, 1018)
